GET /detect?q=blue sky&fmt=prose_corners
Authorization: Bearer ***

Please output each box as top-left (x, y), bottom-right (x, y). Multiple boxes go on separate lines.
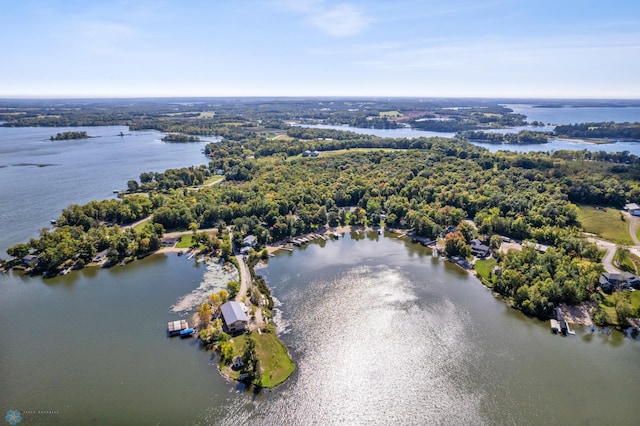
top-left (1, 0), bottom-right (639, 98)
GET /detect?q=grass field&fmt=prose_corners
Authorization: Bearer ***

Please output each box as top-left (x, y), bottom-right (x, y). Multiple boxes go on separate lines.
top-left (272, 134), bottom-right (293, 141)
top-left (379, 110), bottom-right (402, 117)
top-left (202, 176), bottom-right (224, 186)
top-left (600, 290), bottom-right (640, 326)
top-left (577, 205), bottom-right (633, 245)
top-left (175, 234), bottom-right (205, 249)
top-left (474, 258), bottom-right (496, 287)
top-left (225, 330), bottom-right (294, 388)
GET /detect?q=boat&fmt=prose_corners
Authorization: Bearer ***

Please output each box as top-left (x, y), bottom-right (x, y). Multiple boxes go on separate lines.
top-left (50, 220), bottom-right (57, 225)
top-left (179, 328), bottom-right (195, 337)
top-left (113, 190), bottom-right (119, 194)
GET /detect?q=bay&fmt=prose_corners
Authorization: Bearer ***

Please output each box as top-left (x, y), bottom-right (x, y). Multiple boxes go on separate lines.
top-left (296, 104), bottom-right (640, 155)
top-left (2, 233), bottom-right (638, 424)
top-left (0, 126), bottom-right (214, 254)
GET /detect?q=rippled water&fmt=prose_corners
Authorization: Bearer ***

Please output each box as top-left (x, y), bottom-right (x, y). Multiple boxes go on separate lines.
top-left (1, 233), bottom-right (639, 424)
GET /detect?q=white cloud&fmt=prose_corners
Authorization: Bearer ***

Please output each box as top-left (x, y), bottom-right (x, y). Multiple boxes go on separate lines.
top-left (278, 1), bottom-right (370, 36)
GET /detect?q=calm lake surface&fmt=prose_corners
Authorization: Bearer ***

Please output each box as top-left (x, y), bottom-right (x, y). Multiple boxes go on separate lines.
top-left (0, 126), bottom-right (212, 254)
top-left (298, 105), bottom-right (640, 155)
top-left (1, 119), bottom-right (639, 424)
top-left (2, 234), bottom-right (639, 424)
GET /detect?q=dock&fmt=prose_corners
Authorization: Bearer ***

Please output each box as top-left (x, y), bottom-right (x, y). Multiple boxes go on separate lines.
top-left (550, 319), bottom-right (560, 333)
top-left (168, 319), bottom-right (189, 336)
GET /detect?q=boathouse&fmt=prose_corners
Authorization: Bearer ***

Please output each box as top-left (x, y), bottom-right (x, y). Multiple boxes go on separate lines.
top-left (167, 319), bottom-right (189, 336)
top-left (221, 301), bottom-right (249, 333)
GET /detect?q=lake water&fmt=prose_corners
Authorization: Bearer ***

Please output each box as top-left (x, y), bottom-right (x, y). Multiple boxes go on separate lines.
top-left (0, 126), bottom-right (211, 254)
top-left (2, 234), bottom-right (639, 424)
top-left (504, 104), bottom-right (640, 125)
top-left (297, 105), bottom-right (640, 155)
top-left (1, 122), bottom-right (639, 424)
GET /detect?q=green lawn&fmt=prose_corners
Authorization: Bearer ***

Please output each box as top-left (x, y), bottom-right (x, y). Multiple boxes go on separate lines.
top-left (253, 331), bottom-right (295, 388)
top-left (175, 234), bottom-right (205, 249)
top-left (599, 290), bottom-right (640, 326)
top-left (202, 176), bottom-right (224, 186)
top-left (616, 249), bottom-right (640, 274)
top-left (577, 205), bottom-right (633, 245)
top-left (474, 258), bottom-right (497, 287)
top-left (224, 330), bottom-right (294, 388)
top-left (132, 218), bottom-right (151, 233)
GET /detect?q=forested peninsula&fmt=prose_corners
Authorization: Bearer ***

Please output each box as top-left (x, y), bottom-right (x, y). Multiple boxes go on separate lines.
top-left (3, 98), bottom-right (640, 331)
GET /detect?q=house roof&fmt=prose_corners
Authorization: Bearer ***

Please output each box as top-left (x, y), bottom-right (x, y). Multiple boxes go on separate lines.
top-left (243, 235), bottom-right (256, 246)
top-left (625, 203), bottom-right (640, 211)
top-left (221, 301), bottom-right (249, 324)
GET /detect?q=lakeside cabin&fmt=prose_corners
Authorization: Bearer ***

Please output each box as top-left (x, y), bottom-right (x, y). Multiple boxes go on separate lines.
top-left (167, 319), bottom-right (190, 336)
top-left (220, 301), bottom-right (249, 333)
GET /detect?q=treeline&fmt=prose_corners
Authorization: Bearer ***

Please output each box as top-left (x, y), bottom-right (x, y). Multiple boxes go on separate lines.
top-left (130, 166), bottom-right (212, 193)
top-left (50, 131), bottom-right (90, 141)
top-left (129, 119), bottom-right (252, 140)
top-left (554, 122), bottom-right (640, 140)
top-left (494, 245), bottom-right (602, 318)
top-left (6, 134), bottom-right (640, 313)
top-left (409, 107), bottom-right (527, 132)
top-left (161, 133), bottom-right (201, 143)
top-left (7, 221), bottom-right (164, 275)
top-left (55, 195), bottom-right (154, 229)
top-left (458, 130), bottom-right (548, 144)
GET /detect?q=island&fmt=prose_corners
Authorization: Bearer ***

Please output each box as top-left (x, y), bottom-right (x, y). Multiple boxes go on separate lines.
top-left (161, 133), bottom-right (201, 143)
top-left (50, 131), bottom-right (91, 141)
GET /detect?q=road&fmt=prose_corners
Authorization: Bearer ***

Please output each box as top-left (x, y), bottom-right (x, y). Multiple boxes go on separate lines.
top-left (234, 253), bottom-right (251, 303)
top-left (587, 237), bottom-right (620, 273)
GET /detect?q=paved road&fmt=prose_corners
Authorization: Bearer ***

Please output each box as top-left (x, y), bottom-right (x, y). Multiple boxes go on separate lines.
top-left (625, 212), bottom-right (640, 246)
top-left (234, 253), bottom-right (251, 303)
top-left (588, 237), bottom-right (620, 273)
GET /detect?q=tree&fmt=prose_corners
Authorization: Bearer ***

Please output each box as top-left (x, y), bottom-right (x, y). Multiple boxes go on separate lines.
top-left (197, 302), bottom-right (212, 327)
top-left (7, 243), bottom-right (30, 260)
top-left (127, 180), bottom-right (139, 192)
top-left (614, 291), bottom-right (633, 326)
top-left (227, 280), bottom-right (240, 298)
top-left (444, 231), bottom-right (471, 258)
top-left (218, 289), bottom-right (229, 304)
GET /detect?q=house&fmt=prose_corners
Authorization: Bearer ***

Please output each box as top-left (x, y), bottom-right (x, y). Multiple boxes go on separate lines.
top-left (242, 235), bottom-right (257, 247)
top-left (220, 301), bottom-right (249, 333)
top-left (302, 150), bottom-right (312, 157)
top-left (523, 241), bottom-right (549, 253)
top-left (470, 239), bottom-right (490, 258)
top-left (232, 356), bottom-right (244, 370)
top-left (310, 150), bottom-right (320, 157)
top-left (92, 249), bottom-right (108, 263)
top-left (22, 254), bottom-right (38, 266)
top-left (624, 203), bottom-right (640, 216)
top-left (599, 272), bottom-right (640, 292)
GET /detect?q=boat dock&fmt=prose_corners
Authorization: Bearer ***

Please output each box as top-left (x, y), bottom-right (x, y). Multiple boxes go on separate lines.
top-left (168, 319), bottom-right (189, 336)
top-left (550, 319), bottom-right (560, 333)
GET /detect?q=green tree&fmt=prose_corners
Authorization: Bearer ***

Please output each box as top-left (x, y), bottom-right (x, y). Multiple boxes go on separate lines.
top-left (7, 243), bottom-right (30, 260)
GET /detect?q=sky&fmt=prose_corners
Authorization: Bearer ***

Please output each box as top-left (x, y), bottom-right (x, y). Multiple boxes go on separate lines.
top-left (1, 0), bottom-right (639, 98)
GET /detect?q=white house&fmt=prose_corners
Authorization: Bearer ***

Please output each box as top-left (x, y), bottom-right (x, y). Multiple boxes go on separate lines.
top-left (220, 301), bottom-right (249, 333)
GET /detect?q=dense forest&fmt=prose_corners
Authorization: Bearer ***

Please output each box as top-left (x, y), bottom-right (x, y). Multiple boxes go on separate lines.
top-left (458, 130), bottom-right (549, 144)
top-left (3, 98), bottom-right (640, 323)
top-left (554, 122), bottom-right (640, 140)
